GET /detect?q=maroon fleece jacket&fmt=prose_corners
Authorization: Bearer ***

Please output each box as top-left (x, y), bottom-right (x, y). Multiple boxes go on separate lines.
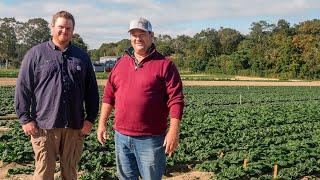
top-left (103, 48), bottom-right (184, 136)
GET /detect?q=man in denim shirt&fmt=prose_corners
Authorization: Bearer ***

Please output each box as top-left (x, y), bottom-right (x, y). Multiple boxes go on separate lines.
top-left (14, 11), bottom-right (99, 180)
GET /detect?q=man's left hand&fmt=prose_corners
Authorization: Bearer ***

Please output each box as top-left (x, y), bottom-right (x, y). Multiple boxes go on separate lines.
top-left (81, 120), bottom-right (93, 135)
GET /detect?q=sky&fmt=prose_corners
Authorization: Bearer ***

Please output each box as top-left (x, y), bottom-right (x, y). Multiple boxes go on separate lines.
top-left (0, 0), bottom-right (319, 49)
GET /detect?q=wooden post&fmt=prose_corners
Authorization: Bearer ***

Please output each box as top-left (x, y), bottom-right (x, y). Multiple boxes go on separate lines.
top-left (273, 161), bottom-right (278, 179)
top-left (219, 150), bottom-right (224, 158)
top-left (5, 59), bottom-right (8, 69)
top-left (243, 158), bottom-right (248, 169)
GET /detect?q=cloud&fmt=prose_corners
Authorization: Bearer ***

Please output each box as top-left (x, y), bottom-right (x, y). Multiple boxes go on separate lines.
top-left (0, 0), bottom-right (319, 49)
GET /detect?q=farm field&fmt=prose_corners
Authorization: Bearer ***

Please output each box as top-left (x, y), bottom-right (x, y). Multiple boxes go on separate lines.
top-left (0, 85), bottom-right (320, 179)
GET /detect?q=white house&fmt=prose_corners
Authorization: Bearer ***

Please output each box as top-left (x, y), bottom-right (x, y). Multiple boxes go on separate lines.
top-left (99, 56), bottom-right (118, 64)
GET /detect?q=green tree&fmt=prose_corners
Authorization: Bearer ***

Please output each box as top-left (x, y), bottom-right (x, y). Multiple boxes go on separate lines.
top-left (19, 18), bottom-right (50, 49)
top-left (187, 28), bottom-right (221, 72)
top-left (170, 53), bottom-right (185, 69)
top-left (218, 27), bottom-right (243, 55)
top-left (99, 43), bottom-right (118, 56)
top-left (189, 43), bottom-right (211, 72)
top-left (157, 43), bottom-right (174, 56)
top-left (72, 33), bottom-right (88, 52)
top-left (114, 39), bottom-right (130, 55)
top-left (154, 34), bottom-right (175, 56)
top-left (273, 19), bottom-right (292, 35)
top-left (13, 18), bottom-right (50, 64)
top-left (172, 35), bottom-right (192, 55)
top-left (171, 35), bottom-right (192, 70)
top-left (216, 54), bottom-right (235, 74)
top-left (292, 19), bottom-right (320, 78)
top-left (249, 20), bottom-right (274, 42)
top-left (0, 18), bottom-right (17, 68)
top-left (194, 28), bottom-right (221, 57)
top-left (244, 21), bottom-right (275, 76)
top-left (88, 49), bottom-right (100, 61)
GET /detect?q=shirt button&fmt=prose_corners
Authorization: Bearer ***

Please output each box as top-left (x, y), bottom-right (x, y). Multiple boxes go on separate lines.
top-left (63, 100), bottom-right (66, 103)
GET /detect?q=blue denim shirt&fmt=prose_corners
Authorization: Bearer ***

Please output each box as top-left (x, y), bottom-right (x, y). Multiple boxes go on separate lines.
top-left (14, 40), bottom-right (99, 129)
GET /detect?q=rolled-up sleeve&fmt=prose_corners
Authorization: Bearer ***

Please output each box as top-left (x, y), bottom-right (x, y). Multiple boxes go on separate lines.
top-left (14, 50), bottom-right (35, 125)
top-left (165, 62), bottom-right (184, 120)
top-left (84, 57), bottom-right (99, 123)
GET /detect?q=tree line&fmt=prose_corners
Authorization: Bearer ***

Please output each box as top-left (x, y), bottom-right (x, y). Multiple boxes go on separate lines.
top-left (1, 17), bottom-right (319, 79)
top-left (91, 19), bottom-right (320, 79)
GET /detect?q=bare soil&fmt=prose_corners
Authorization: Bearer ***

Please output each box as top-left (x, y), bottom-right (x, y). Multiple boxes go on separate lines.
top-left (0, 114), bottom-right (17, 120)
top-left (233, 75), bottom-right (279, 81)
top-left (98, 78), bottom-right (320, 86)
top-left (0, 161), bottom-right (214, 180)
top-left (182, 80), bottom-right (320, 86)
top-left (1, 77), bottom-right (320, 87)
top-left (164, 171), bottom-right (214, 180)
top-left (0, 78), bottom-right (17, 86)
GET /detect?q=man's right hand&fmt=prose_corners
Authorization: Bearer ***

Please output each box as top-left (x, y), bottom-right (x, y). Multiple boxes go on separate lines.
top-left (97, 103), bottom-right (113, 145)
top-left (97, 124), bottom-right (108, 145)
top-left (22, 121), bottom-right (38, 136)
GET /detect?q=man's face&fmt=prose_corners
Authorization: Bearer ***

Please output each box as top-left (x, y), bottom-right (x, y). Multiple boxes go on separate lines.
top-left (130, 29), bottom-right (153, 55)
top-left (51, 17), bottom-right (74, 45)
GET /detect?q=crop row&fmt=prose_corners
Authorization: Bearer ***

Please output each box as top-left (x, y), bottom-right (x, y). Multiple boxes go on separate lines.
top-left (0, 86), bottom-right (15, 116)
top-left (1, 86), bottom-right (319, 116)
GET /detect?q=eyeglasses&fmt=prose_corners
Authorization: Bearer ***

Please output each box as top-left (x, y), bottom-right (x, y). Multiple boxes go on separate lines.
top-left (130, 33), bottom-right (147, 39)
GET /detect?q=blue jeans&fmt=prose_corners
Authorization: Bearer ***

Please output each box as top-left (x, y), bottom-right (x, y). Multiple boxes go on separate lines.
top-left (115, 130), bottom-right (166, 180)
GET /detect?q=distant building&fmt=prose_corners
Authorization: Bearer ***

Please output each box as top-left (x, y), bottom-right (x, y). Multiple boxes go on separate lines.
top-left (99, 56), bottom-right (118, 64)
top-left (92, 56), bottom-right (119, 72)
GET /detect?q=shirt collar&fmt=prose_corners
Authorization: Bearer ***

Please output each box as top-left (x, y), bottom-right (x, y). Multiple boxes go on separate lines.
top-left (49, 39), bottom-right (71, 53)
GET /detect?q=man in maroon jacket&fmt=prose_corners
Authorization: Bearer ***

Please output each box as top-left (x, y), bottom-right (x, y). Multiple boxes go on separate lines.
top-left (97, 17), bottom-right (184, 179)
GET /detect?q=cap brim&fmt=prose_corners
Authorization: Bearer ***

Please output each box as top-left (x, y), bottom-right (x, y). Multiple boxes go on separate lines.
top-left (128, 28), bottom-right (149, 32)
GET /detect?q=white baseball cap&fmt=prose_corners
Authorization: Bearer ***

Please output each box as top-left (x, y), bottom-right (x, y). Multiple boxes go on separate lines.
top-left (128, 17), bottom-right (152, 32)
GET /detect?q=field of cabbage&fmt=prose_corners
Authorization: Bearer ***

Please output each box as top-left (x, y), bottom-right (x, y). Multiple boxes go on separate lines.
top-left (0, 85), bottom-right (320, 179)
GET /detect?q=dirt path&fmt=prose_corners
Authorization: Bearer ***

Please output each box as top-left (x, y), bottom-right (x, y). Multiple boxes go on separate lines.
top-left (182, 80), bottom-right (320, 86)
top-left (0, 78), bottom-right (17, 86)
top-left (164, 171), bottom-right (214, 180)
top-left (1, 77), bottom-right (320, 87)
